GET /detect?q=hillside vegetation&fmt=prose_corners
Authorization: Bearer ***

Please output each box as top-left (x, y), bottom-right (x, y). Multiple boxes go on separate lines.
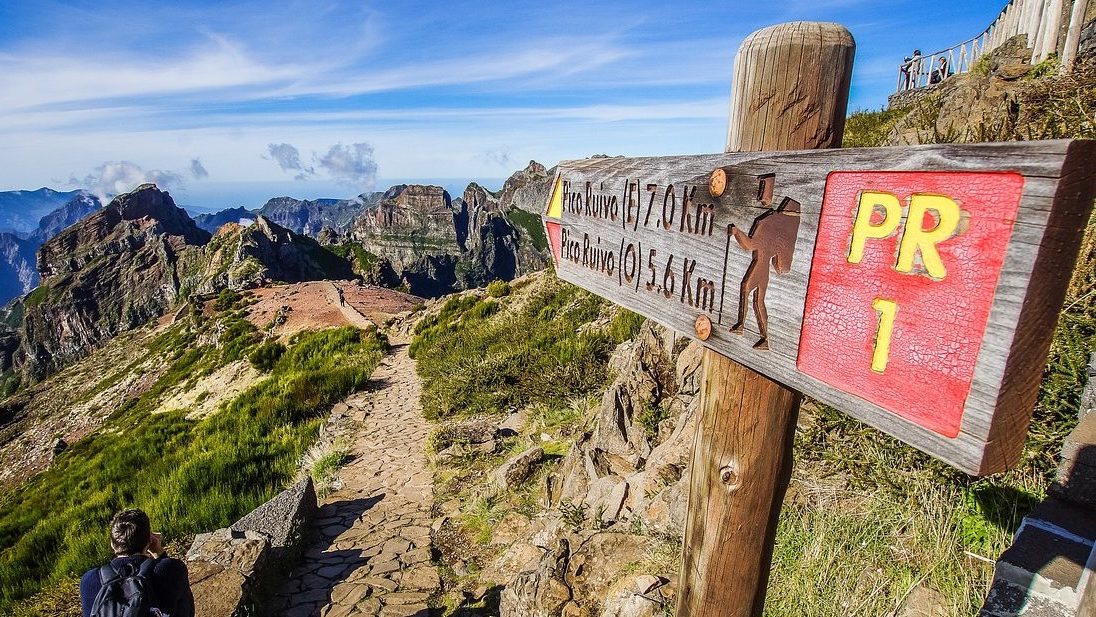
top-left (0, 290), bottom-right (387, 614)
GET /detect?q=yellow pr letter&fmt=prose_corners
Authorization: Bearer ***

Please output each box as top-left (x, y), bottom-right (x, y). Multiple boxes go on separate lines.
top-left (848, 191), bottom-right (902, 264)
top-left (896, 194), bottom-right (961, 280)
top-left (871, 298), bottom-right (898, 374)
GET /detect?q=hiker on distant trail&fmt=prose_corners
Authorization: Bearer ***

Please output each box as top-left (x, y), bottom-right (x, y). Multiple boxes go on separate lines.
top-left (80, 509), bottom-right (194, 617)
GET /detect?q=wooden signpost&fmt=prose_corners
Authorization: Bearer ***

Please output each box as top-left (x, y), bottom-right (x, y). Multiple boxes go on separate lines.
top-left (541, 21), bottom-right (1096, 617)
top-left (543, 140), bottom-right (1095, 473)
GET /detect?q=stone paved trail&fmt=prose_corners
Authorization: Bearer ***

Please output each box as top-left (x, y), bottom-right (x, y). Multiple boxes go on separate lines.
top-left (276, 344), bottom-right (438, 617)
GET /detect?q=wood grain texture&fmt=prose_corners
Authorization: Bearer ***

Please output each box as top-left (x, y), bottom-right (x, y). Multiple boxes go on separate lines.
top-left (544, 140), bottom-right (1096, 475)
top-left (679, 355), bottom-right (801, 617)
top-left (725, 22), bottom-right (854, 152)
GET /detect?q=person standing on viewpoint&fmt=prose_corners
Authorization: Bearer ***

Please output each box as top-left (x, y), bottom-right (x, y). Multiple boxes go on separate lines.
top-left (80, 509), bottom-right (194, 617)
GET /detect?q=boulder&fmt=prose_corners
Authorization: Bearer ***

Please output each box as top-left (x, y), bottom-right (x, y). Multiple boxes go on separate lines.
top-left (898, 585), bottom-right (949, 617)
top-left (493, 447), bottom-right (545, 492)
top-left (565, 532), bottom-right (648, 609)
top-left (674, 341), bottom-right (704, 397)
top-left (633, 575), bottom-right (665, 595)
top-left (547, 442), bottom-right (592, 507)
top-left (591, 322), bottom-right (677, 475)
top-left (186, 528), bottom-right (271, 617)
top-left (500, 539), bottom-right (573, 617)
top-left (498, 408), bottom-right (527, 435)
top-left (232, 475), bottom-right (317, 560)
top-left (599, 585), bottom-right (662, 617)
top-left (433, 416), bottom-right (499, 451)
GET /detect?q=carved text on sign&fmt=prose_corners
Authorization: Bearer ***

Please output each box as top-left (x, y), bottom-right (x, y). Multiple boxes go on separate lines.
top-left (545, 172), bottom-right (803, 351)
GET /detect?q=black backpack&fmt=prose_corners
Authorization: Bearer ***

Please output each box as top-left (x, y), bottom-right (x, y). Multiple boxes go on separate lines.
top-left (89, 558), bottom-right (158, 617)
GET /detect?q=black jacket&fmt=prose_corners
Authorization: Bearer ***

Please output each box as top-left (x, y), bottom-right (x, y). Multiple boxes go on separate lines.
top-left (79, 554), bottom-right (194, 617)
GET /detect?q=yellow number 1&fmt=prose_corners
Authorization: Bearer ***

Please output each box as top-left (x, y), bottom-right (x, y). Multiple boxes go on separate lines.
top-left (871, 298), bottom-right (898, 373)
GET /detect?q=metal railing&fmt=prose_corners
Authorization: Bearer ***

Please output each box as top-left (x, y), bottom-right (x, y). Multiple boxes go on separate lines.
top-left (896, 35), bottom-right (987, 92)
top-left (895, 0), bottom-right (1067, 93)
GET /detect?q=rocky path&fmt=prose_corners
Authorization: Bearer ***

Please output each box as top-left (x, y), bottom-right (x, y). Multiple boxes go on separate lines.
top-left (276, 344), bottom-right (438, 617)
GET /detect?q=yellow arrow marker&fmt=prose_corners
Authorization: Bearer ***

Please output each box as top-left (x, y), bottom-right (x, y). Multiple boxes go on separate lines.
top-left (545, 175), bottom-right (563, 219)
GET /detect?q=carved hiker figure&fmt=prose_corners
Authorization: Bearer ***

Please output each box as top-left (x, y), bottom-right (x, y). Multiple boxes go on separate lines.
top-left (729, 175), bottom-right (801, 350)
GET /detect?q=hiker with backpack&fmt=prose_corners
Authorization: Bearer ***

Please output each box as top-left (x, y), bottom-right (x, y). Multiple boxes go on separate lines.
top-left (79, 509), bottom-right (195, 617)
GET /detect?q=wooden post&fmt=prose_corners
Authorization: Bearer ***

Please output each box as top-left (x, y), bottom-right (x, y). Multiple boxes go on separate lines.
top-left (1060, 0), bottom-right (1091, 71)
top-left (1039, 0), bottom-right (1066, 60)
top-left (1030, 0), bottom-right (1049, 62)
top-left (678, 22), bottom-right (854, 617)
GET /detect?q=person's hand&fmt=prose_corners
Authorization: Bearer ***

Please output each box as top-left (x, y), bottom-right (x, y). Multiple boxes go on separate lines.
top-left (147, 532), bottom-right (165, 558)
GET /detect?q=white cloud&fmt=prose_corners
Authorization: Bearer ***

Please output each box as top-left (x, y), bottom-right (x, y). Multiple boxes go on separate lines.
top-left (190, 158), bottom-right (209, 179)
top-left (269, 39), bottom-right (629, 99)
top-left (477, 146), bottom-right (513, 169)
top-left (265, 143), bottom-right (305, 172)
top-left (0, 39), bottom-right (305, 113)
top-left (315, 143), bottom-right (377, 192)
top-left (69, 161), bottom-right (185, 204)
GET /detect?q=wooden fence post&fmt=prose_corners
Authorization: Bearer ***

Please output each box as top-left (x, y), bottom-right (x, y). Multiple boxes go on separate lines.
top-left (1061, 0), bottom-right (1091, 71)
top-left (677, 22), bottom-right (854, 617)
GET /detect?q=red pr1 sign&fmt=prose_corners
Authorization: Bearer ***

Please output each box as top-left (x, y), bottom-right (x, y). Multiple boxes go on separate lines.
top-left (542, 141), bottom-right (1096, 474)
top-left (799, 171), bottom-right (1025, 438)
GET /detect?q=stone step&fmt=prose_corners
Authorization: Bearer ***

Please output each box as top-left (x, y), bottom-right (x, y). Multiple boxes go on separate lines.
top-left (980, 498), bottom-right (1096, 616)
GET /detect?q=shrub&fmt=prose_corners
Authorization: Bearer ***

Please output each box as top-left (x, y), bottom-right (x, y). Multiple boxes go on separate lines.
top-left (1028, 53), bottom-right (1059, 79)
top-left (213, 288), bottom-right (243, 311)
top-left (248, 340), bottom-right (286, 372)
top-left (636, 400), bottom-right (670, 438)
top-left (507, 208), bottom-right (549, 251)
top-left (970, 54), bottom-right (992, 76)
top-left (486, 280), bottom-right (511, 298)
top-left (842, 106), bottom-right (910, 148)
top-left (608, 309), bottom-right (644, 344)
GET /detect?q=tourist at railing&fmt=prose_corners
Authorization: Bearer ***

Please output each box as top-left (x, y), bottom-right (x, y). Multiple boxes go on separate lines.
top-left (901, 50), bottom-right (923, 90)
top-left (930, 57), bottom-right (953, 84)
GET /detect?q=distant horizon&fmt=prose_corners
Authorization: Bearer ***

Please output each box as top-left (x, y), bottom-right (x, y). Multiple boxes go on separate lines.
top-left (161, 178), bottom-right (511, 212)
top-left (0, 177), bottom-right (511, 214)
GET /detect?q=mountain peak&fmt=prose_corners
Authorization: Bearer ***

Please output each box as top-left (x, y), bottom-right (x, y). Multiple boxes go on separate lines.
top-left (108, 184), bottom-right (209, 246)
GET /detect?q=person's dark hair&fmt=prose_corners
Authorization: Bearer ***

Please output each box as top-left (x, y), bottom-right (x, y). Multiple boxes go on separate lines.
top-left (110, 509), bottom-right (151, 556)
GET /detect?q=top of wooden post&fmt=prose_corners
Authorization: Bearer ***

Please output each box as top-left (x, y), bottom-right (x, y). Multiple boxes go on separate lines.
top-left (726, 21), bottom-right (855, 153)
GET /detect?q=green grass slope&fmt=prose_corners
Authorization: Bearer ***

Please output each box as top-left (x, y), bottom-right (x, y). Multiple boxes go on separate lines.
top-left (0, 291), bottom-right (386, 613)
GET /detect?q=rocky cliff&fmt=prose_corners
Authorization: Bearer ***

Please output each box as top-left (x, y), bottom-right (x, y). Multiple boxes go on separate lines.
top-left (201, 216), bottom-right (353, 291)
top-left (29, 192), bottom-right (101, 243)
top-left (0, 187), bottom-right (88, 235)
top-left (880, 35), bottom-right (1096, 146)
top-left (348, 165), bottom-right (550, 297)
top-left (19, 185), bottom-right (210, 379)
top-left (499, 160), bottom-right (552, 214)
top-left (258, 193), bottom-right (381, 236)
top-left (4, 184), bottom-right (358, 383)
top-left (0, 192), bottom-right (102, 305)
top-left (0, 235), bottom-right (39, 307)
top-left (194, 206), bottom-right (256, 234)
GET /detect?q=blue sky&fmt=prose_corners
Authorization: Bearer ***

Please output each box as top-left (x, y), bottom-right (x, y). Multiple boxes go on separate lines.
top-left (0, 0), bottom-right (1005, 209)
